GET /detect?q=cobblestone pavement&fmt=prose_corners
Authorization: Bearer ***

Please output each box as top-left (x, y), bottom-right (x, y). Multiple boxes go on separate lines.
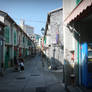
top-left (0, 55), bottom-right (66, 92)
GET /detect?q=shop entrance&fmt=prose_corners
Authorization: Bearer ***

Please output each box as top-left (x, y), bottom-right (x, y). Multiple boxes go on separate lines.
top-left (74, 13), bottom-right (92, 88)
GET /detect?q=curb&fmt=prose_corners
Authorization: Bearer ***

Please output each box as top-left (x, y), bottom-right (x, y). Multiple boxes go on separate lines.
top-left (66, 86), bottom-right (83, 92)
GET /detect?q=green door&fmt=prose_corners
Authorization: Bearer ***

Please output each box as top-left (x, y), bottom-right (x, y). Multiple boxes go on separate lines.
top-left (5, 47), bottom-right (10, 68)
top-left (14, 49), bottom-right (16, 57)
top-left (74, 32), bottom-right (80, 84)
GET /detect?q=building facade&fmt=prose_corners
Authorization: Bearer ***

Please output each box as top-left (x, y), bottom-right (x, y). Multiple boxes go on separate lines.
top-left (63, 0), bottom-right (92, 88)
top-left (44, 8), bottom-right (63, 70)
top-left (0, 10), bottom-right (35, 72)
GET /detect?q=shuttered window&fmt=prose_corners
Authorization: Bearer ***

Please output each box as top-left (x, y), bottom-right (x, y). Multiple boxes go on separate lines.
top-left (4, 26), bottom-right (10, 43)
top-left (76, 0), bottom-right (82, 5)
top-left (14, 30), bottom-right (17, 45)
top-left (23, 36), bottom-right (25, 44)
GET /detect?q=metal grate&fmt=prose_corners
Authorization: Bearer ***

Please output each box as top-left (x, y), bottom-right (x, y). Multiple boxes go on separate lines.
top-left (30, 74), bottom-right (40, 76)
top-left (16, 77), bottom-right (26, 80)
top-left (36, 87), bottom-right (47, 92)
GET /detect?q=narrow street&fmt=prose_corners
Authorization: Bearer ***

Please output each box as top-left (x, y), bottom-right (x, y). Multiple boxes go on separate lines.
top-left (1, 0), bottom-right (92, 91)
top-left (0, 55), bottom-right (66, 92)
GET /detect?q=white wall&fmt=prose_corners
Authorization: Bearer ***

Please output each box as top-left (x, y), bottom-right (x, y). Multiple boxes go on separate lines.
top-left (63, 0), bottom-right (76, 21)
top-left (45, 9), bottom-right (63, 68)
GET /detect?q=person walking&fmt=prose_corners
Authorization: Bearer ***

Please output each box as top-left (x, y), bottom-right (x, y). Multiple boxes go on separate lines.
top-left (19, 56), bottom-right (24, 72)
top-left (41, 50), bottom-right (45, 67)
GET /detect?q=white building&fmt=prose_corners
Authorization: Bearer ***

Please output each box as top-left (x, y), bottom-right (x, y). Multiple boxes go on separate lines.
top-left (20, 19), bottom-right (34, 39)
top-left (34, 34), bottom-right (41, 47)
top-left (44, 8), bottom-right (63, 70)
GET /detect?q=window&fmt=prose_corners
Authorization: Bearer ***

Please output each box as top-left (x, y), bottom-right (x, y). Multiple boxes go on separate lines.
top-left (4, 26), bottom-right (10, 43)
top-left (76, 0), bottom-right (82, 5)
top-left (88, 51), bottom-right (92, 57)
top-left (14, 30), bottom-right (17, 45)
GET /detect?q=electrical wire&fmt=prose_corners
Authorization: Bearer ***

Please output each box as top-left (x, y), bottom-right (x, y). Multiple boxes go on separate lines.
top-left (14, 17), bottom-right (46, 23)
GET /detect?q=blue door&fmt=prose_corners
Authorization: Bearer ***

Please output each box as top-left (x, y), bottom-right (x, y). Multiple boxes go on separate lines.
top-left (81, 43), bottom-right (88, 87)
top-left (81, 43), bottom-right (92, 88)
top-left (87, 43), bottom-right (92, 87)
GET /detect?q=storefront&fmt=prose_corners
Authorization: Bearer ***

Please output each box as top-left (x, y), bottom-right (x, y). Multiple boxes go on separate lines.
top-left (64, 0), bottom-right (92, 87)
top-left (0, 21), bottom-right (5, 74)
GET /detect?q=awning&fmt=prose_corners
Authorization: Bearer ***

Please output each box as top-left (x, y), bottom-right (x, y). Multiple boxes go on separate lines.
top-left (64, 0), bottom-right (92, 24)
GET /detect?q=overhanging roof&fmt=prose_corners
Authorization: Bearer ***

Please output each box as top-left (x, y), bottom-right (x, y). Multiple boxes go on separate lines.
top-left (64, 0), bottom-right (92, 24)
top-left (0, 21), bottom-right (5, 27)
top-left (48, 8), bottom-right (62, 15)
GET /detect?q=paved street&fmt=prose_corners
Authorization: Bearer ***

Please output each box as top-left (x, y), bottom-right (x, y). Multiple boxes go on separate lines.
top-left (0, 55), bottom-right (66, 92)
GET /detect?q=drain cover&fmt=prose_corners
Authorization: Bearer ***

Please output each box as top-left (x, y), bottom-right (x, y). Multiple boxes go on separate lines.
top-left (30, 74), bottom-right (40, 76)
top-left (16, 77), bottom-right (26, 80)
top-left (36, 87), bottom-right (47, 92)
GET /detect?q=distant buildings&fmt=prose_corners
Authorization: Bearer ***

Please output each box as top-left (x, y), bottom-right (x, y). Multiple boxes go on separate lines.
top-left (34, 34), bottom-right (41, 47)
top-left (20, 19), bottom-right (34, 40)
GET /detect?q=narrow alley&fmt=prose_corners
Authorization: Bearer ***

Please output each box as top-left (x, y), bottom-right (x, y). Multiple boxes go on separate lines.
top-left (0, 54), bottom-right (66, 92)
top-left (1, 0), bottom-right (92, 92)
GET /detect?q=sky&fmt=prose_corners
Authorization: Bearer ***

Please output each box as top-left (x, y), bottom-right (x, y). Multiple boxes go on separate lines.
top-left (0, 0), bottom-right (62, 36)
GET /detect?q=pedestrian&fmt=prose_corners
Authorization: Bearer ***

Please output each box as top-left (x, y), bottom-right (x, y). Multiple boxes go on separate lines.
top-left (41, 50), bottom-right (45, 67)
top-left (14, 56), bottom-right (18, 71)
top-left (19, 56), bottom-right (24, 72)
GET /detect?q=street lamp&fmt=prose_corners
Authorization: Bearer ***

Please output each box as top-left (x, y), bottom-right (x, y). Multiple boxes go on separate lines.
top-left (41, 27), bottom-right (45, 35)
